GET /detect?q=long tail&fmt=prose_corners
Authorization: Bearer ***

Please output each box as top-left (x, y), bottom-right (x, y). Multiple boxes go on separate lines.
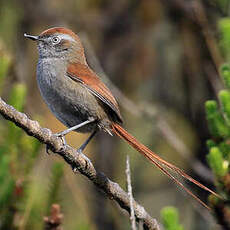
top-left (112, 123), bottom-right (221, 210)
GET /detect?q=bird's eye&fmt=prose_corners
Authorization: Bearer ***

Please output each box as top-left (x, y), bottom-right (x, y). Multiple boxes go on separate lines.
top-left (52, 36), bottom-right (61, 44)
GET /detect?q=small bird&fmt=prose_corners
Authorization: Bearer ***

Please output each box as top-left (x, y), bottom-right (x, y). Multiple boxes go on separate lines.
top-left (24, 27), bottom-right (220, 209)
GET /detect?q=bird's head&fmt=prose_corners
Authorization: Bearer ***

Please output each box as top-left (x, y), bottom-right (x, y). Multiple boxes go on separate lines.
top-left (24, 27), bottom-right (87, 64)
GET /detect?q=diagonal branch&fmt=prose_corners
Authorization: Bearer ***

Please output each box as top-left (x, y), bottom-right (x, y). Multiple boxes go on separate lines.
top-left (0, 97), bottom-right (160, 230)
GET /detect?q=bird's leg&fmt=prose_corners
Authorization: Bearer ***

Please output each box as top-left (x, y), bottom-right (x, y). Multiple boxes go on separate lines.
top-left (76, 130), bottom-right (97, 169)
top-left (56, 118), bottom-right (95, 137)
top-left (77, 130), bottom-right (97, 153)
top-left (46, 118), bottom-right (95, 154)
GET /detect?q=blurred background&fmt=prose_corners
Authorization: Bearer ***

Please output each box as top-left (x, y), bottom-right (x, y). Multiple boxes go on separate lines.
top-left (0, 0), bottom-right (230, 229)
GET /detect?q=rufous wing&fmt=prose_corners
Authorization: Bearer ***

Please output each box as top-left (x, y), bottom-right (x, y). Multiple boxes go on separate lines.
top-left (67, 63), bottom-right (123, 123)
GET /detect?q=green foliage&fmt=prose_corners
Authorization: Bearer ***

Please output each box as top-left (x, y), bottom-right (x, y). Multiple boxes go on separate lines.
top-left (0, 51), bottom-right (11, 93)
top-left (7, 84), bottom-right (27, 150)
top-left (46, 162), bottom-right (64, 214)
top-left (0, 65), bottom-right (65, 229)
top-left (219, 90), bottom-right (230, 124)
top-left (201, 17), bottom-right (230, 220)
top-left (0, 43), bottom-right (58, 230)
top-left (220, 64), bottom-right (230, 89)
top-left (22, 178), bottom-right (48, 230)
top-left (0, 83), bottom-right (31, 229)
top-left (20, 132), bottom-right (42, 174)
top-left (8, 83), bottom-right (27, 111)
top-left (0, 1), bottom-right (22, 48)
top-left (219, 142), bottom-right (230, 159)
top-left (216, 0), bottom-right (230, 13)
top-left (205, 61), bottom-right (230, 199)
top-left (0, 154), bottom-right (14, 209)
top-left (207, 147), bottom-right (228, 177)
top-left (161, 206), bottom-right (184, 230)
top-left (0, 38), bottom-right (67, 230)
top-left (219, 18), bottom-right (230, 60)
top-left (206, 139), bottom-right (216, 149)
top-left (205, 100), bottom-right (229, 138)
top-left (0, 50), bottom-right (16, 229)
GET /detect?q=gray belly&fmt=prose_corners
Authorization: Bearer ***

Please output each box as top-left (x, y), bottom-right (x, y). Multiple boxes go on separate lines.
top-left (36, 59), bottom-right (103, 133)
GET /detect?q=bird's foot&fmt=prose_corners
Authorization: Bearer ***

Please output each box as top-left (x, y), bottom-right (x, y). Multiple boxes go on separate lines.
top-left (46, 133), bottom-right (67, 154)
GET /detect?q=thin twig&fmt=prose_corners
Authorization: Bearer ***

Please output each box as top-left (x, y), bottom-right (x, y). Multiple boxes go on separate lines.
top-left (126, 155), bottom-right (137, 230)
top-left (0, 97), bottom-right (160, 230)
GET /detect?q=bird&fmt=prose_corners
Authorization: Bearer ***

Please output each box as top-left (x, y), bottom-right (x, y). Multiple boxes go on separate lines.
top-left (24, 27), bottom-right (221, 210)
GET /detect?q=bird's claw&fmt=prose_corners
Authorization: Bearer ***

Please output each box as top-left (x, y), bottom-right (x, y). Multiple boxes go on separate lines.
top-left (46, 133), bottom-right (67, 154)
top-left (46, 145), bottom-right (51, 154)
top-left (54, 133), bottom-right (67, 146)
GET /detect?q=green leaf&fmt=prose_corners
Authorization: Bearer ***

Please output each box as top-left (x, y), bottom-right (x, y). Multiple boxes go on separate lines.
top-left (206, 139), bottom-right (216, 149)
top-left (0, 53), bottom-right (11, 93)
top-left (161, 206), bottom-right (184, 230)
top-left (7, 83), bottom-right (27, 145)
top-left (219, 90), bottom-right (230, 124)
top-left (219, 142), bottom-right (230, 158)
top-left (218, 18), bottom-right (230, 60)
top-left (8, 83), bottom-right (27, 111)
top-left (207, 147), bottom-right (228, 178)
top-left (205, 100), bottom-right (230, 138)
top-left (220, 63), bottom-right (230, 89)
top-left (0, 155), bottom-right (15, 210)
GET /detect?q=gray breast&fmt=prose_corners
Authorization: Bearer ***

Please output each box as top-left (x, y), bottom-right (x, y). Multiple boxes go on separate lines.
top-left (36, 58), bottom-right (100, 132)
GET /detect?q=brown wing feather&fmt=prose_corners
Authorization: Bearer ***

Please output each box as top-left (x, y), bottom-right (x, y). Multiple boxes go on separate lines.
top-left (67, 63), bottom-right (123, 123)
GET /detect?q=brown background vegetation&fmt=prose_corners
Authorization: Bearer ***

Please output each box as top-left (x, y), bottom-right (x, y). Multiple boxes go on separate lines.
top-left (0, 0), bottom-right (225, 229)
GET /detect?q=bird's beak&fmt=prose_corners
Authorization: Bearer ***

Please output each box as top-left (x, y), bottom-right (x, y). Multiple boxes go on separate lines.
top-left (24, 33), bottom-right (39, 41)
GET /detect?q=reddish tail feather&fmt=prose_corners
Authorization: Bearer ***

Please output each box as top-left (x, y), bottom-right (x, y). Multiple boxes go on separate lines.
top-left (112, 123), bottom-right (221, 210)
